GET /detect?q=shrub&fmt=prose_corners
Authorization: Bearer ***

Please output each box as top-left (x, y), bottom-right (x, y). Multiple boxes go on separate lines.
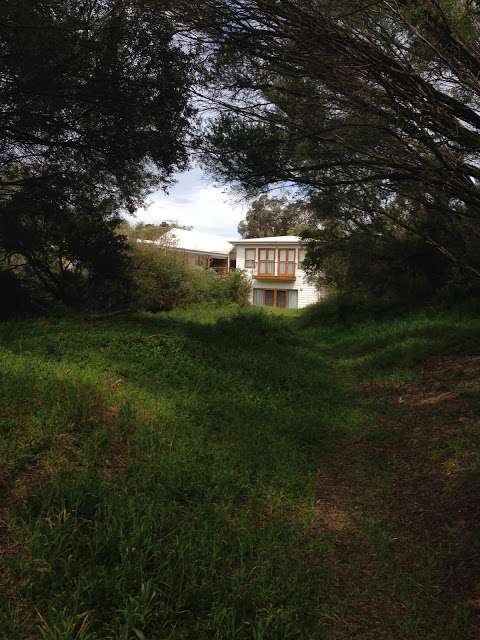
top-left (0, 269), bottom-right (39, 318)
top-left (303, 210), bottom-right (480, 308)
top-left (300, 293), bottom-right (402, 327)
top-left (130, 245), bottom-right (251, 311)
top-left (0, 266), bottom-right (69, 318)
top-left (212, 269), bottom-right (251, 306)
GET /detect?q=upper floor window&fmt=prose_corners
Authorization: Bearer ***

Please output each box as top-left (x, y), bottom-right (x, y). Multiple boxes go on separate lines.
top-left (278, 249), bottom-right (296, 275)
top-left (298, 249), bottom-right (307, 267)
top-left (258, 248), bottom-right (275, 274)
top-left (245, 248), bottom-right (256, 269)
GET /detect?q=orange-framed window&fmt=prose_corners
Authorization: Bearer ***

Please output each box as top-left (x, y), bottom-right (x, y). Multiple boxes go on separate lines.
top-left (278, 249), bottom-right (296, 275)
top-left (253, 288), bottom-right (298, 309)
top-left (276, 290), bottom-right (288, 308)
top-left (245, 248), bottom-right (256, 269)
top-left (298, 248), bottom-right (307, 268)
top-left (258, 248), bottom-right (275, 275)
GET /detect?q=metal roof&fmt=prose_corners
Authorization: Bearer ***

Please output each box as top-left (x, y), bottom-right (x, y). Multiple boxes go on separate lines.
top-left (230, 235), bottom-right (303, 245)
top-left (153, 228), bottom-right (234, 257)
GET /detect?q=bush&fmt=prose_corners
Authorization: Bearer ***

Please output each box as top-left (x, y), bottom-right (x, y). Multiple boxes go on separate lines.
top-left (300, 293), bottom-right (402, 327)
top-left (303, 210), bottom-right (480, 308)
top-left (0, 267), bottom-right (66, 318)
top-left (0, 270), bottom-right (39, 318)
top-left (212, 269), bottom-right (251, 306)
top-left (130, 245), bottom-right (251, 311)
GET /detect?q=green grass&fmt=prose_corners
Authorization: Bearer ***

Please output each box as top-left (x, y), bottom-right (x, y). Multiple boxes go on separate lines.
top-left (1, 303), bottom-right (479, 638)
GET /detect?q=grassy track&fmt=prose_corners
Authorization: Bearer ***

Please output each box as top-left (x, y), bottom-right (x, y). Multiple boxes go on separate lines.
top-left (0, 304), bottom-right (479, 638)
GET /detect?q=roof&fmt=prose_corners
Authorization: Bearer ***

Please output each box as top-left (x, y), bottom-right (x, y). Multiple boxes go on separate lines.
top-left (152, 228), bottom-right (233, 257)
top-left (230, 235), bottom-right (303, 245)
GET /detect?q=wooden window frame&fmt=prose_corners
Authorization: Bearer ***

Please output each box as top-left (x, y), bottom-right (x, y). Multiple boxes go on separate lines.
top-left (298, 248), bottom-right (307, 269)
top-left (253, 287), bottom-right (296, 308)
top-left (258, 247), bottom-right (276, 275)
top-left (278, 248), bottom-right (296, 276)
top-left (245, 248), bottom-right (256, 270)
top-left (275, 289), bottom-right (288, 308)
top-left (255, 246), bottom-right (297, 280)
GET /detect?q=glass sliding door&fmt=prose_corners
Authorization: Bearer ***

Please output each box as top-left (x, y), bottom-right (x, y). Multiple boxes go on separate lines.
top-left (264, 290), bottom-right (274, 306)
top-left (253, 289), bottom-right (274, 306)
top-left (288, 290), bottom-right (298, 309)
top-left (253, 288), bottom-right (299, 308)
top-left (277, 290), bottom-right (287, 308)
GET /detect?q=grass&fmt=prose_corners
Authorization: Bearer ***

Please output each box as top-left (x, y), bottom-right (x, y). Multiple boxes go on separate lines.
top-left (1, 303), bottom-right (479, 638)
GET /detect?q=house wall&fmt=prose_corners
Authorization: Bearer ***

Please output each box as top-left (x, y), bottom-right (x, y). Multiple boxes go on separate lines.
top-left (235, 245), bottom-right (323, 309)
top-left (179, 250), bottom-right (209, 269)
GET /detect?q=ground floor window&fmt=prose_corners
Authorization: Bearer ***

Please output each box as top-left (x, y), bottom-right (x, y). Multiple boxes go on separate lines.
top-left (253, 288), bottom-right (298, 309)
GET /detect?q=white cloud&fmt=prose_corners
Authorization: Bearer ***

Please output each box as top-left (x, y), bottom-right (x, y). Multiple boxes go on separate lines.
top-left (128, 168), bottom-right (247, 237)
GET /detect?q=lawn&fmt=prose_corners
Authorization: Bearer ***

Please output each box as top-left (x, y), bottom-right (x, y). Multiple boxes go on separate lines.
top-left (1, 304), bottom-right (479, 639)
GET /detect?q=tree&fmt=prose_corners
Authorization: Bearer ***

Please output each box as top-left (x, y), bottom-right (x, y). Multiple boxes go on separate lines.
top-left (118, 221), bottom-right (193, 243)
top-left (237, 195), bottom-right (315, 238)
top-left (0, 0), bottom-right (193, 307)
top-left (173, 0), bottom-right (480, 283)
top-left (305, 211), bottom-right (467, 303)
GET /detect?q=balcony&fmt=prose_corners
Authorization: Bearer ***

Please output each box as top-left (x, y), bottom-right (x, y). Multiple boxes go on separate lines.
top-left (254, 272), bottom-right (296, 281)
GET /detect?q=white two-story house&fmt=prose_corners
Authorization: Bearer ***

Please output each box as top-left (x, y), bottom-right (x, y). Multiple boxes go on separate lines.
top-left (230, 236), bottom-right (323, 309)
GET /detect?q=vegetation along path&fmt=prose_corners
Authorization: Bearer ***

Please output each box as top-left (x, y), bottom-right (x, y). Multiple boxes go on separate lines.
top-left (1, 304), bottom-right (480, 639)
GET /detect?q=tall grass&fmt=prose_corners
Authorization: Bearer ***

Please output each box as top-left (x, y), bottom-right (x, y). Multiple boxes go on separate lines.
top-left (1, 302), bottom-right (479, 638)
top-left (0, 306), bottom-right (357, 639)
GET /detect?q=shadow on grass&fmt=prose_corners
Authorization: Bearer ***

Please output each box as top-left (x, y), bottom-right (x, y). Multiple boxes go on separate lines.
top-left (4, 306), bottom-right (478, 638)
top-left (0, 307), bottom-right (363, 640)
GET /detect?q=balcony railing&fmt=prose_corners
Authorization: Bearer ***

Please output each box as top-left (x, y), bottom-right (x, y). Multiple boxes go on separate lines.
top-left (255, 272), bottom-right (296, 280)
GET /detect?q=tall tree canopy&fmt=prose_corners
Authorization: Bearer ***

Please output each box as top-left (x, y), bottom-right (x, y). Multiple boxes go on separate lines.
top-left (0, 0), bottom-right (193, 306)
top-left (237, 195), bottom-right (315, 238)
top-left (173, 0), bottom-right (480, 282)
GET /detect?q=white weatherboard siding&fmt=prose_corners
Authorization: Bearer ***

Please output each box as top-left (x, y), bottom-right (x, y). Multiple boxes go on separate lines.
top-left (233, 240), bottom-right (323, 309)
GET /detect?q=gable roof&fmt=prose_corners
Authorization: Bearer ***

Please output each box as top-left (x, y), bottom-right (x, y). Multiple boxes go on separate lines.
top-left (153, 228), bottom-right (233, 257)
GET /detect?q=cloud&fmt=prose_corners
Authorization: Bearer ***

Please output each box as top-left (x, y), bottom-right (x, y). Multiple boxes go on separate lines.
top-left (171, 197), bottom-right (194, 205)
top-left (129, 168), bottom-right (247, 237)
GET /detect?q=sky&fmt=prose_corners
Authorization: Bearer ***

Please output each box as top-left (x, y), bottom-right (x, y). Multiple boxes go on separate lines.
top-left (129, 166), bottom-right (247, 239)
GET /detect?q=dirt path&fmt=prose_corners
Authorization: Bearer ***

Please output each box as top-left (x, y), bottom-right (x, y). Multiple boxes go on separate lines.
top-left (313, 354), bottom-right (480, 639)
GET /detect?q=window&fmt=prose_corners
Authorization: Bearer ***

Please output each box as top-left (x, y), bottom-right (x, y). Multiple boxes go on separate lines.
top-left (253, 288), bottom-right (298, 308)
top-left (254, 289), bottom-right (274, 306)
top-left (245, 248), bottom-right (255, 270)
top-left (279, 249), bottom-right (296, 275)
top-left (298, 249), bottom-right (307, 268)
top-left (288, 290), bottom-right (298, 309)
top-left (258, 248), bottom-right (275, 274)
top-left (264, 290), bottom-right (275, 306)
top-left (277, 290), bottom-right (287, 308)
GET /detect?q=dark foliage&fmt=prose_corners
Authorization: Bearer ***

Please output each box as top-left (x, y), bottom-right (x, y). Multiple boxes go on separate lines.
top-left (0, 0), bottom-right (193, 311)
top-left (130, 244), bottom-right (251, 311)
top-left (173, 0), bottom-right (480, 294)
top-left (237, 195), bottom-right (315, 238)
